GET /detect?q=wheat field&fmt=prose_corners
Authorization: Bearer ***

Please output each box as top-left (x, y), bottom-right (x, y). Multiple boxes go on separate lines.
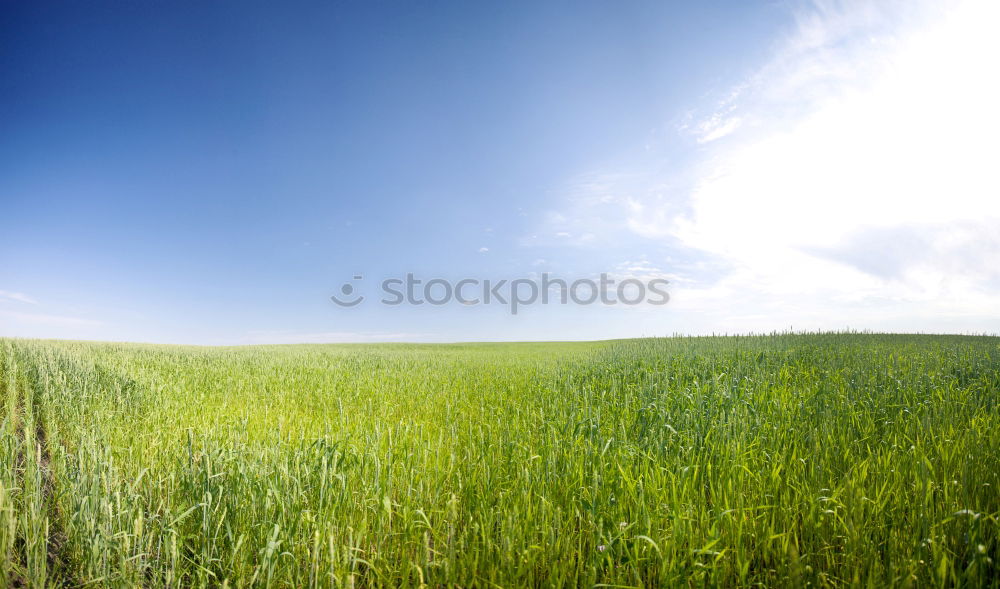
top-left (1, 333), bottom-right (997, 587)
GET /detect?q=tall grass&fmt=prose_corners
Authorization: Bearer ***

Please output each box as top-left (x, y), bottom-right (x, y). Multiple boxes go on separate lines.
top-left (1, 333), bottom-right (998, 587)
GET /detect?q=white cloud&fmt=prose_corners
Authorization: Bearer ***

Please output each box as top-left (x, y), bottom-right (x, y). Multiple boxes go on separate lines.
top-left (695, 114), bottom-right (742, 143)
top-left (478, 247), bottom-right (490, 253)
top-left (679, 1), bottom-right (999, 242)
top-left (528, 172), bottom-right (686, 248)
top-left (542, 0), bottom-right (1000, 333)
top-left (0, 290), bottom-right (39, 305)
top-left (664, 0), bottom-right (1000, 322)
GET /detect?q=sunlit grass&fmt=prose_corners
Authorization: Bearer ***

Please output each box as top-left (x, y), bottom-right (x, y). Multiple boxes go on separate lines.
top-left (1, 333), bottom-right (998, 587)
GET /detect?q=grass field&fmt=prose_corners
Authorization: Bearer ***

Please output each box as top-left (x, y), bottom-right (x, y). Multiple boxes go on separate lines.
top-left (0, 333), bottom-right (998, 587)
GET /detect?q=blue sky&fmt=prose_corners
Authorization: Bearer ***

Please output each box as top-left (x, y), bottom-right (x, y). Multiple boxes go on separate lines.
top-left (2, 0), bottom-right (998, 344)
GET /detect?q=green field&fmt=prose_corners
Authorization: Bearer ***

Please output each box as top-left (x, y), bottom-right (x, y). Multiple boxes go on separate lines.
top-left (1, 334), bottom-right (998, 587)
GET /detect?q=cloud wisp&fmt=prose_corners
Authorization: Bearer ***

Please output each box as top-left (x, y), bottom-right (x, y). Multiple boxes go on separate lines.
top-left (0, 290), bottom-right (39, 305)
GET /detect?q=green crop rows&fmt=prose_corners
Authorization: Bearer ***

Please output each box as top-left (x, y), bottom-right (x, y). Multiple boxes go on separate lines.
top-left (1, 333), bottom-right (997, 587)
